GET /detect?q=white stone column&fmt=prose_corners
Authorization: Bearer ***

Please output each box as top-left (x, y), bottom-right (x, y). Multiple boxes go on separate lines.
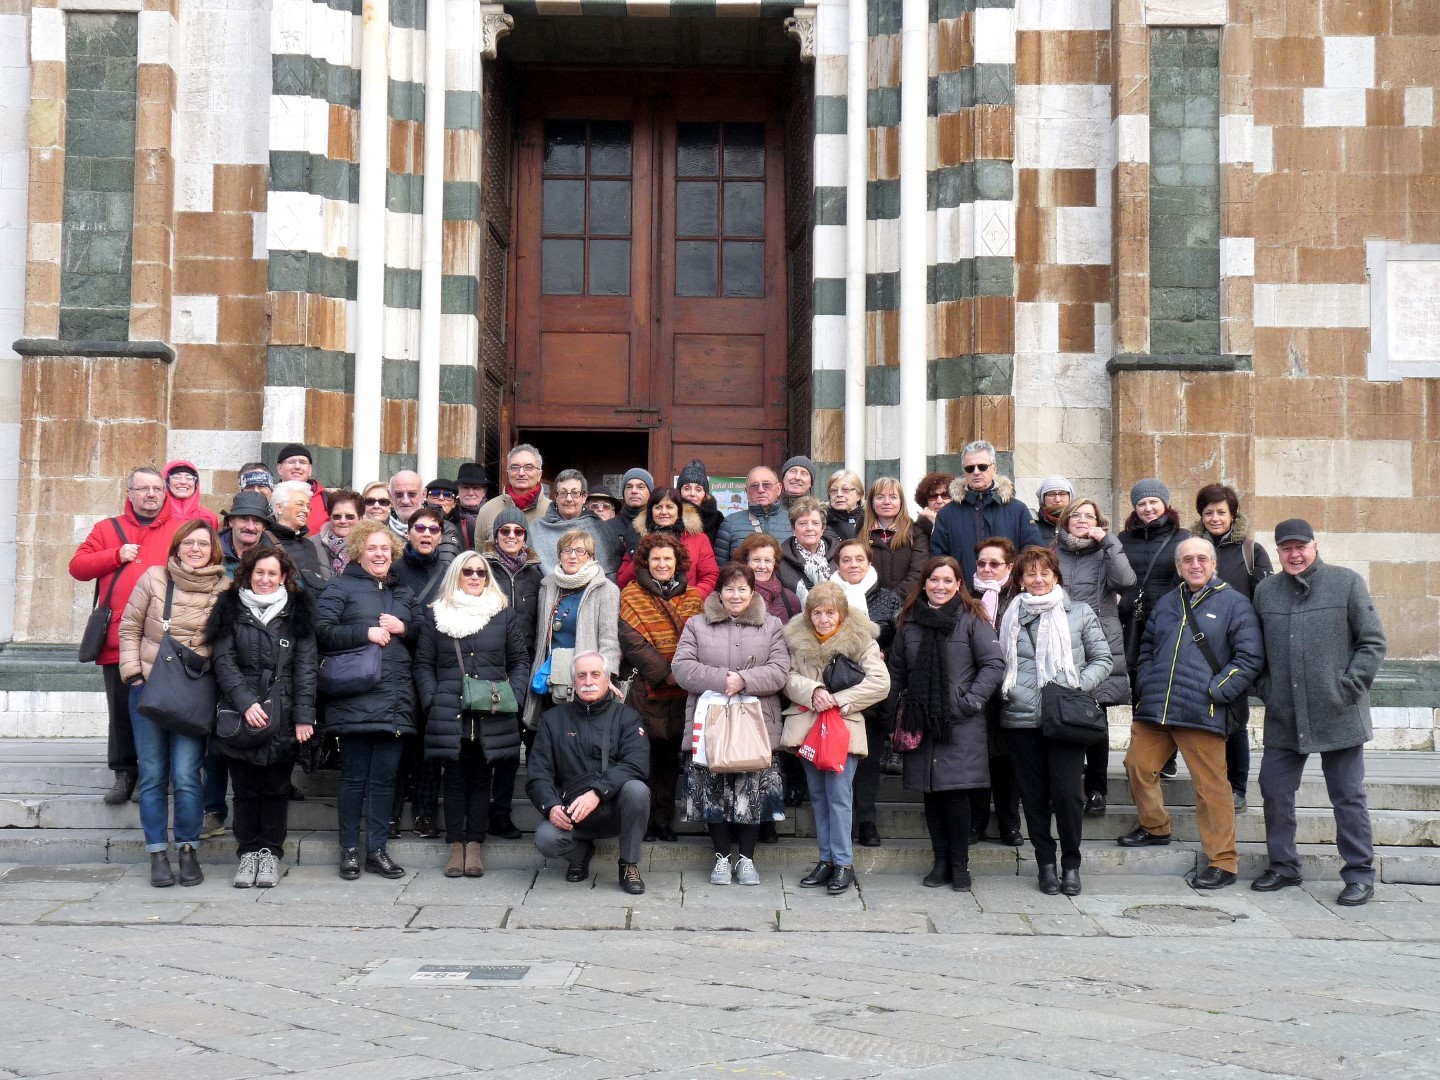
top-left (897, 0), bottom-right (928, 495)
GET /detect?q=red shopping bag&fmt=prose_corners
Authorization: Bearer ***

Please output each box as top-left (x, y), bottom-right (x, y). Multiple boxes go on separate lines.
top-left (796, 707), bottom-right (850, 773)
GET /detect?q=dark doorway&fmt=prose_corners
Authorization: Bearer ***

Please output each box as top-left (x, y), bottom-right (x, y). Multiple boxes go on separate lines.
top-left (518, 428), bottom-right (649, 494)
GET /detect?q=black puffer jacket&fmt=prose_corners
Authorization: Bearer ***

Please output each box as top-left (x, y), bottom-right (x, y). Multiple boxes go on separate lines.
top-left (691, 497), bottom-right (725, 545)
top-left (394, 543), bottom-right (454, 607)
top-left (267, 521), bottom-right (332, 592)
top-left (483, 543), bottom-right (544, 661)
top-left (207, 587), bottom-right (319, 766)
top-left (314, 562), bottom-right (421, 737)
top-left (414, 603), bottom-right (529, 762)
top-left (1117, 509), bottom-right (1188, 633)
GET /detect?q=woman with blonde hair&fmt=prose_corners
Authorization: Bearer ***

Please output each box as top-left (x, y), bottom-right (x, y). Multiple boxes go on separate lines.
top-left (360, 482), bottom-right (393, 523)
top-left (414, 551), bottom-right (530, 878)
top-left (862, 476), bottom-right (929, 597)
top-left (825, 469), bottom-right (866, 539)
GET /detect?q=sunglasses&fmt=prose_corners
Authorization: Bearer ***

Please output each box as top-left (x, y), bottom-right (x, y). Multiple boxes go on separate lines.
top-left (411, 523), bottom-right (442, 535)
top-left (460, 566), bottom-right (488, 579)
top-left (363, 497), bottom-right (391, 507)
top-left (962, 463), bottom-right (992, 474)
top-left (496, 526), bottom-right (526, 537)
top-left (330, 512), bottom-right (359, 521)
top-left (976, 559), bottom-right (1008, 569)
top-left (426, 490), bottom-right (453, 499)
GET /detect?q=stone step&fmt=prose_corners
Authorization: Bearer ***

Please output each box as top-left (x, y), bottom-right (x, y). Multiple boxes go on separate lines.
top-left (0, 827), bottom-right (1434, 886)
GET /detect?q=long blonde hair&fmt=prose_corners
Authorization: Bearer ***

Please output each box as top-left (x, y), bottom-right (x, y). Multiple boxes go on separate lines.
top-left (434, 551), bottom-right (508, 608)
top-left (861, 476), bottom-right (915, 550)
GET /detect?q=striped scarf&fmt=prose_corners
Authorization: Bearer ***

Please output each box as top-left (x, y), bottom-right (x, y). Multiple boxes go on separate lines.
top-left (618, 578), bottom-right (705, 701)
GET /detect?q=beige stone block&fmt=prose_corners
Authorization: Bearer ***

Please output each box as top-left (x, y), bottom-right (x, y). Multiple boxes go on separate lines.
top-left (1015, 30), bottom-right (1112, 86)
top-left (1144, 0), bottom-right (1226, 24)
top-left (1015, 440), bottom-right (1110, 484)
top-left (213, 164), bottom-right (268, 213)
top-left (1114, 370), bottom-right (1183, 435)
top-left (1254, 37), bottom-right (1323, 89)
top-left (1253, 283), bottom-right (1368, 328)
top-left (1182, 371), bottom-right (1254, 435)
top-left (1253, 438), bottom-right (1412, 498)
top-left (1254, 376), bottom-right (1346, 437)
top-left (29, 99), bottom-right (62, 148)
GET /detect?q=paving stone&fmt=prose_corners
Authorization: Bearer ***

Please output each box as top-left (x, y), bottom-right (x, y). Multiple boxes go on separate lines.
top-left (928, 910), bottom-right (1034, 935)
top-left (505, 904), bottom-right (631, 930)
top-left (629, 903), bottom-right (776, 931)
top-left (264, 1056), bottom-right (467, 1079)
top-left (189, 902), bottom-right (417, 928)
top-left (39, 900), bottom-right (201, 924)
top-left (1024, 913), bottom-right (1107, 936)
top-left (542, 1022), bottom-right (778, 1071)
top-left (407, 905), bottom-right (511, 929)
top-left (777, 910), bottom-right (930, 933)
top-left (0, 900), bottom-right (64, 923)
top-left (397, 868), bottom-right (536, 905)
top-left (378, 1026), bottom-right (566, 1069)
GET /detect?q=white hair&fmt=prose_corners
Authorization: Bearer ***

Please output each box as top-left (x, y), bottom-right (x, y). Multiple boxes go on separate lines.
top-left (961, 440), bottom-right (995, 461)
top-left (508, 443), bottom-right (543, 468)
top-left (270, 480), bottom-right (311, 516)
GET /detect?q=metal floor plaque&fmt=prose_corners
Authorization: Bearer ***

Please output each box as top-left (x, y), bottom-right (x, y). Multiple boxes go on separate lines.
top-left (359, 959), bottom-right (580, 988)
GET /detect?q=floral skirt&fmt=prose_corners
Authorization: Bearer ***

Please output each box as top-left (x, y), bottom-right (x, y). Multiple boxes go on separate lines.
top-left (683, 753), bottom-right (786, 825)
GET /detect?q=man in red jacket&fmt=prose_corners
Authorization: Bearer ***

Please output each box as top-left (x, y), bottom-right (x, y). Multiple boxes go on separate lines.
top-left (68, 467), bottom-right (183, 804)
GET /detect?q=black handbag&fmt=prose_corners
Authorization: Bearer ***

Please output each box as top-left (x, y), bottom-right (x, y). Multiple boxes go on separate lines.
top-left (135, 580), bottom-right (217, 740)
top-left (318, 589), bottom-right (389, 698)
top-left (215, 623), bottom-right (291, 750)
top-left (1040, 681), bottom-right (1108, 747)
top-left (823, 653), bottom-right (867, 694)
top-left (78, 519), bottom-right (128, 664)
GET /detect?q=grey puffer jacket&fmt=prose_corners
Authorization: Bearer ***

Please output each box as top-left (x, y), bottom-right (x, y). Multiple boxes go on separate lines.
top-left (999, 593), bottom-right (1113, 730)
top-left (1054, 530), bottom-right (1135, 706)
top-left (1252, 560), bottom-right (1387, 753)
top-left (671, 591), bottom-right (790, 749)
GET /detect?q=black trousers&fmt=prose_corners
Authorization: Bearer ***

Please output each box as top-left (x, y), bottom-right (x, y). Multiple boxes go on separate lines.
top-left (924, 790), bottom-right (973, 866)
top-left (1084, 740), bottom-right (1109, 797)
top-left (102, 663), bottom-right (137, 773)
top-left (851, 709), bottom-right (888, 824)
top-left (441, 739), bottom-right (493, 844)
top-left (229, 759), bottom-right (293, 857)
top-left (1006, 727), bottom-right (1086, 871)
top-left (392, 735), bottom-right (441, 821)
top-left (648, 735), bottom-right (682, 831)
top-left (968, 753), bottom-right (1022, 836)
top-left (489, 720), bottom-right (529, 821)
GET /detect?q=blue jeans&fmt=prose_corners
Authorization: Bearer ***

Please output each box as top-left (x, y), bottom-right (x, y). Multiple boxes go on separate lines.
top-left (337, 732), bottom-right (404, 853)
top-left (803, 754), bottom-right (859, 867)
top-left (202, 750), bottom-right (230, 819)
top-left (128, 685), bottom-right (205, 852)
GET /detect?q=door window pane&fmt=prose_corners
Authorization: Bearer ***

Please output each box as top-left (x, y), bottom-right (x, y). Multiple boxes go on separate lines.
top-left (542, 179), bottom-right (585, 234)
top-left (543, 238), bottom-right (584, 294)
top-left (723, 182), bottom-right (764, 237)
top-left (589, 121), bottom-right (632, 176)
top-left (677, 122), bottom-right (719, 177)
top-left (588, 180), bottom-right (631, 236)
top-left (543, 120), bottom-right (586, 175)
top-left (589, 240), bottom-right (630, 296)
top-left (676, 182), bottom-right (718, 236)
top-left (723, 123), bottom-right (765, 176)
top-left (722, 242), bottom-right (763, 297)
top-left (677, 240), bottom-right (717, 296)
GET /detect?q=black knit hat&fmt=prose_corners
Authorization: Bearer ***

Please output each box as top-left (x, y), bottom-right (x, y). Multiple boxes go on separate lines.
top-left (677, 458), bottom-right (710, 493)
top-left (276, 443), bottom-right (312, 466)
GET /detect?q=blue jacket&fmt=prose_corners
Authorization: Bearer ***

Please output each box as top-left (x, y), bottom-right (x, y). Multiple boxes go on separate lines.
top-left (1134, 577), bottom-right (1264, 735)
top-left (714, 501), bottom-right (793, 563)
top-left (929, 480), bottom-right (1041, 581)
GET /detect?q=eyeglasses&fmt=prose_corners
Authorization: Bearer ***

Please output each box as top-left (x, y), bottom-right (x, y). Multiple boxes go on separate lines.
top-left (560, 546), bottom-right (590, 557)
top-left (460, 566), bottom-right (488, 579)
top-left (747, 481), bottom-right (777, 491)
top-left (426, 490), bottom-right (453, 499)
top-left (976, 559), bottom-right (1008, 569)
top-left (962, 462), bottom-right (992, 474)
top-left (555, 489), bottom-right (585, 500)
top-left (330, 512), bottom-right (359, 521)
top-left (130, 485), bottom-right (164, 495)
top-left (926, 491), bottom-right (950, 502)
top-left (1069, 512), bottom-right (1097, 522)
top-left (411, 523), bottom-right (441, 535)
top-left (508, 463), bottom-right (540, 474)
top-left (363, 497), bottom-right (391, 507)
top-left (496, 526), bottom-right (526, 537)
top-left (179, 538), bottom-right (211, 548)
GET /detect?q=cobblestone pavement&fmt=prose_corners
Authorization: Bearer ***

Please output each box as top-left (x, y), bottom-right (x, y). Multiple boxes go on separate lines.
top-left (0, 863), bottom-right (1437, 1079)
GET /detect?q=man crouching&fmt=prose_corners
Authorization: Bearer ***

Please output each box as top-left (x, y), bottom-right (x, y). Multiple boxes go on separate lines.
top-left (526, 651), bottom-right (651, 894)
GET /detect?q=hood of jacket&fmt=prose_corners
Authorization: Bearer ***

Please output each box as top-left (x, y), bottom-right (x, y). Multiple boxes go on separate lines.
top-left (1124, 506), bottom-right (1182, 537)
top-left (702, 590), bottom-right (767, 626)
top-left (341, 559), bottom-right (399, 587)
top-left (638, 503), bottom-right (704, 538)
top-left (949, 473), bottom-right (1016, 506)
top-left (206, 583), bottom-right (316, 642)
top-left (482, 541), bottom-right (541, 566)
top-left (1187, 512), bottom-right (1251, 547)
top-left (782, 608), bottom-right (878, 665)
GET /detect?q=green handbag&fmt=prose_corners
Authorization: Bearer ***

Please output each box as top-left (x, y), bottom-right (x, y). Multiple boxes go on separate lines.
top-left (453, 637), bottom-right (519, 714)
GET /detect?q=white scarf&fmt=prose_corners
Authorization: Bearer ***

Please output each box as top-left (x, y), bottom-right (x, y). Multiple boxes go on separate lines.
top-left (433, 588), bottom-right (507, 638)
top-left (551, 559), bottom-right (602, 591)
top-left (239, 586), bottom-right (288, 625)
top-left (836, 565), bottom-right (878, 617)
top-left (999, 587), bottom-right (1078, 698)
top-left (971, 574), bottom-right (1002, 625)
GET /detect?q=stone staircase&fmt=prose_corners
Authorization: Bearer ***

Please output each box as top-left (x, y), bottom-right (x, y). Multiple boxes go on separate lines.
top-left (1, 738), bottom-right (1436, 883)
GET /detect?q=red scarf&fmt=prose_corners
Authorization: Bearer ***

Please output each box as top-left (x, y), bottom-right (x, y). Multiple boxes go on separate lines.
top-left (507, 485), bottom-right (540, 511)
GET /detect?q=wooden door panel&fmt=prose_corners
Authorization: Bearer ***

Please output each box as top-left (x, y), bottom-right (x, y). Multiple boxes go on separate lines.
top-left (538, 332), bottom-right (631, 405)
top-left (672, 334), bottom-right (765, 407)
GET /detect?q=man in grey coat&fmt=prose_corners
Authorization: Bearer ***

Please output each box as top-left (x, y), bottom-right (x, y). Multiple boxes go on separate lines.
top-left (1250, 519), bottom-right (1387, 906)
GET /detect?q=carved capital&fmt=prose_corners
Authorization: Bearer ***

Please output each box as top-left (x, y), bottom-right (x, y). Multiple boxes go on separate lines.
top-left (784, 7), bottom-right (815, 64)
top-left (479, 3), bottom-right (513, 60)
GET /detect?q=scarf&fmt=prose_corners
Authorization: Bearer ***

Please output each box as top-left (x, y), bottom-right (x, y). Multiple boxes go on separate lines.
top-left (433, 587), bottom-right (506, 638)
top-left (619, 579), bottom-right (703, 700)
top-left (813, 626), bottom-right (839, 644)
top-left (753, 574), bottom-right (797, 621)
top-left (904, 596), bottom-right (962, 743)
top-left (797, 542), bottom-right (832, 588)
top-left (551, 559), bottom-right (602, 591)
top-left (836, 565), bottom-right (878, 619)
top-left (239, 586), bottom-right (288, 625)
top-left (318, 525), bottom-right (349, 574)
top-left (507, 485), bottom-right (540, 511)
top-left (1055, 530), bottom-right (1098, 554)
top-left (999, 587), bottom-right (1078, 698)
top-left (971, 574), bottom-right (1001, 625)
top-left (494, 547), bottom-right (530, 577)
top-left (387, 513), bottom-right (408, 540)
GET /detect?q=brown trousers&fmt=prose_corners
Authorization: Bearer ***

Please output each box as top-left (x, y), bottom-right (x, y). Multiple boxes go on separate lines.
top-left (1125, 720), bottom-right (1238, 873)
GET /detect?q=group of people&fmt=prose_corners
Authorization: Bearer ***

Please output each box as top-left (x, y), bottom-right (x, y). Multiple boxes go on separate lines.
top-left (69, 440), bottom-right (1387, 906)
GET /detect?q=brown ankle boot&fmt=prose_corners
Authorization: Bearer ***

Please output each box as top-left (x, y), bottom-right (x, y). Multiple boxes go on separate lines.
top-left (444, 843), bottom-right (465, 878)
top-left (464, 841), bottom-right (485, 878)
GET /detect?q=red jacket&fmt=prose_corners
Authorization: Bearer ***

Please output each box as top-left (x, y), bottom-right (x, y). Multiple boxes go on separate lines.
top-left (616, 510), bottom-right (720, 599)
top-left (306, 479), bottom-right (329, 535)
top-left (68, 500), bottom-right (184, 666)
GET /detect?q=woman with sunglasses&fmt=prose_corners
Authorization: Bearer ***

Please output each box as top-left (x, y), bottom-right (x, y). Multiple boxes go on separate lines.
top-left (394, 506), bottom-right (456, 607)
top-left (522, 529), bottom-right (621, 731)
top-left (415, 552), bottom-right (529, 878)
top-left (311, 489), bottom-right (362, 577)
top-left (360, 482), bottom-right (393, 523)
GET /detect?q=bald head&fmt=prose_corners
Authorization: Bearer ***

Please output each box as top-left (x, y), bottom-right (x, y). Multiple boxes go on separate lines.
top-left (389, 470), bottom-right (422, 518)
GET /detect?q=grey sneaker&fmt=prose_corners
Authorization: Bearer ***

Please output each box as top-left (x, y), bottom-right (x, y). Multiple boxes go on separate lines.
top-left (255, 851), bottom-right (280, 888)
top-left (201, 812), bottom-right (226, 839)
top-left (709, 852), bottom-right (733, 885)
top-left (233, 851), bottom-right (259, 889)
top-left (735, 855), bottom-right (760, 886)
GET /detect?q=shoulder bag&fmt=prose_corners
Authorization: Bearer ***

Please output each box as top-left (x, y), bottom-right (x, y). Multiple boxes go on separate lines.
top-left (1180, 586), bottom-right (1245, 736)
top-left (891, 690), bottom-right (922, 752)
top-left (1029, 623), bottom-right (1107, 747)
top-left (453, 636), bottom-right (518, 714)
top-left (317, 588), bottom-right (388, 698)
top-left (136, 579), bottom-right (218, 740)
top-left (215, 620), bottom-right (290, 749)
top-left (823, 653), bottom-right (867, 694)
top-left (78, 519), bottom-right (129, 664)
top-left (701, 689), bottom-right (771, 774)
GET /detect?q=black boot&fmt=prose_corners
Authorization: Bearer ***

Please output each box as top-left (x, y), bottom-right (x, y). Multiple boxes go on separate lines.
top-left (922, 856), bottom-right (952, 888)
top-left (177, 844), bottom-right (203, 886)
top-left (339, 848), bottom-right (360, 880)
top-left (1060, 867), bottom-right (1082, 896)
top-left (365, 849), bottom-right (406, 879)
top-left (1038, 863), bottom-right (1060, 895)
top-left (488, 813), bottom-right (522, 840)
top-left (105, 770), bottom-right (137, 806)
top-left (758, 821), bottom-right (779, 844)
top-left (952, 865), bottom-right (972, 892)
top-left (150, 851), bottom-right (175, 887)
top-left (413, 816), bottom-right (440, 839)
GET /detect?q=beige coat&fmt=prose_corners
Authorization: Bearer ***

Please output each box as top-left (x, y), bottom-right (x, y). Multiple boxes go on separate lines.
top-left (780, 612), bottom-right (890, 758)
top-left (118, 559), bottom-right (229, 682)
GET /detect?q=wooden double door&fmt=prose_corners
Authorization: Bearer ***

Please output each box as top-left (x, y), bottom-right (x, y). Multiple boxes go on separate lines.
top-left (511, 71), bottom-right (789, 486)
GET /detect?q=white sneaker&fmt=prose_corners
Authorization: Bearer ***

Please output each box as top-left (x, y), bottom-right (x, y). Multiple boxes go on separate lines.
top-left (255, 851), bottom-right (280, 888)
top-left (710, 852), bottom-right (733, 885)
top-left (233, 851), bottom-right (259, 889)
top-left (735, 855), bottom-right (760, 886)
